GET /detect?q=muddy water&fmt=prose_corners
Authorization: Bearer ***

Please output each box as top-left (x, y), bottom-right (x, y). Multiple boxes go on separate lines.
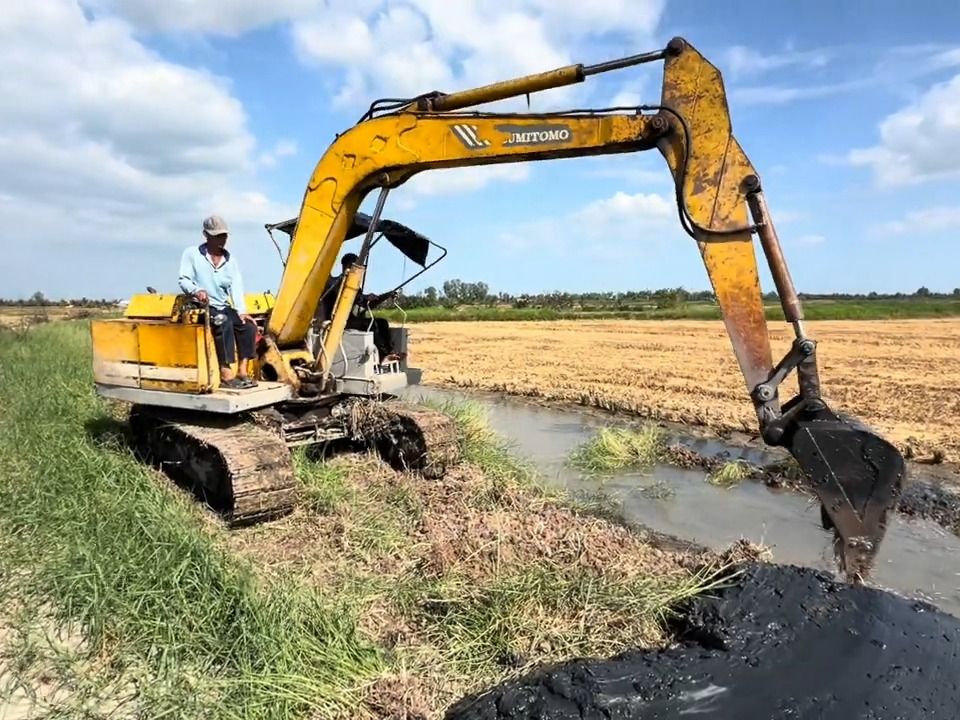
top-left (401, 386), bottom-right (960, 617)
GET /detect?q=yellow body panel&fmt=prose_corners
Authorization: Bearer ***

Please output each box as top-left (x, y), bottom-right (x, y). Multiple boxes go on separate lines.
top-left (125, 294), bottom-right (182, 318)
top-left (91, 318), bottom-right (219, 393)
top-left (124, 292), bottom-right (275, 319)
top-left (245, 292), bottom-right (276, 314)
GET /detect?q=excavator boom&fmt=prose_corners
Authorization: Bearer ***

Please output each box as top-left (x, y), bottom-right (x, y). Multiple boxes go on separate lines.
top-left (260, 37), bottom-right (904, 582)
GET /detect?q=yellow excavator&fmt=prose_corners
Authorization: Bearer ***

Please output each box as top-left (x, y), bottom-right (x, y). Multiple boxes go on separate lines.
top-left (90, 37), bottom-right (904, 582)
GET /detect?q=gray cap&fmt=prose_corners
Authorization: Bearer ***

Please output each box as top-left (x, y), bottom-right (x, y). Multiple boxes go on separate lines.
top-left (202, 215), bottom-right (229, 236)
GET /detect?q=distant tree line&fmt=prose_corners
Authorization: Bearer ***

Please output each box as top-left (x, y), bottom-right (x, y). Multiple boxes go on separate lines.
top-left (394, 281), bottom-right (960, 310)
top-left (4, 284), bottom-right (959, 310)
top-left (0, 291), bottom-right (120, 307)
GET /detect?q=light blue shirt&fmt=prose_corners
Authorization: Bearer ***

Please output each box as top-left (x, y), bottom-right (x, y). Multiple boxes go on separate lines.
top-left (178, 244), bottom-right (247, 314)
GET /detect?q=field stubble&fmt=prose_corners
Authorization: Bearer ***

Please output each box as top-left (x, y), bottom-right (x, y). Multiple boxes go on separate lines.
top-left (410, 318), bottom-right (960, 466)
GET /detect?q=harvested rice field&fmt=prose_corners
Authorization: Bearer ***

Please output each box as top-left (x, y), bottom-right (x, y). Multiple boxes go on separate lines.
top-left (410, 318), bottom-right (960, 466)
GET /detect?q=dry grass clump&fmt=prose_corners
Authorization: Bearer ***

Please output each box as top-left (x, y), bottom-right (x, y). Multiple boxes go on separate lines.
top-left (225, 401), bottom-right (742, 717)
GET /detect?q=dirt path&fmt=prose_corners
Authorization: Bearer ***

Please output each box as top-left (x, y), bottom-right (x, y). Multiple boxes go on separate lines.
top-left (410, 318), bottom-right (960, 466)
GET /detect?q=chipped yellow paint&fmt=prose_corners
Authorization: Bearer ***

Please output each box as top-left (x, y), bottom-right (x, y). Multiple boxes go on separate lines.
top-left (658, 39), bottom-right (773, 395)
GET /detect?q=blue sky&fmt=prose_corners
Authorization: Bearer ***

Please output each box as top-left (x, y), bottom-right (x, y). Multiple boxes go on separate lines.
top-left (1, 0), bottom-right (959, 300)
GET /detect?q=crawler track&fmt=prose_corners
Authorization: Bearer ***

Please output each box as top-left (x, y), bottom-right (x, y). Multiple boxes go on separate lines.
top-left (128, 397), bottom-right (460, 525)
top-left (129, 405), bottom-right (297, 525)
top-left (345, 399), bottom-right (463, 479)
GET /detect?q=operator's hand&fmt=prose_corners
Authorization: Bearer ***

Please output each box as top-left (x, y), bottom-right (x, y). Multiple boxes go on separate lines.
top-left (240, 314), bottom-right (255, 325)
top-left (195, 290), bottom-right (208, 303)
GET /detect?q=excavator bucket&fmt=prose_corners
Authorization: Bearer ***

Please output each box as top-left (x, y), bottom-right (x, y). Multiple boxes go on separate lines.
top-left (782, 404), bottom-right (906, 582)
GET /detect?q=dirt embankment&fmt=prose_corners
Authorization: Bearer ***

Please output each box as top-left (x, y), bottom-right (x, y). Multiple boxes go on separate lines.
top-left (411, 319), bottom-right (960, 470)
top-left (446, 562), bottom-right (960, 720)
top-left (223, 450), bottom-right (755, 718)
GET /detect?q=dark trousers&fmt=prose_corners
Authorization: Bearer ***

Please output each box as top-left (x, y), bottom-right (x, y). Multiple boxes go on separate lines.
top-left (210, 307), bottom-right (256, 366)
top-left (346, 315), bottom-right (393, 359)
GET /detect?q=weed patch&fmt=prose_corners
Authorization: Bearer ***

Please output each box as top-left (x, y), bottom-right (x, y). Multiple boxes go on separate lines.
top-left (568, 425), bottom-right (666, 475)
top-left (707, 460), bottom-right (753, 488)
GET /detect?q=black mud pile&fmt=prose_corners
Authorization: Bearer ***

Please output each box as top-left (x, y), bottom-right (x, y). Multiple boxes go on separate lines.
top-left (445, 563), bottom-right (960, 720)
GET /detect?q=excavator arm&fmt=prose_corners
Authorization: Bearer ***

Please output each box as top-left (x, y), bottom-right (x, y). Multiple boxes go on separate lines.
top-left (261, 37), bottom-right (904, 582)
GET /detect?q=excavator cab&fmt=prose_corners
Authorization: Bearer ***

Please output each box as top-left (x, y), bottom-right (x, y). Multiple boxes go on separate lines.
top-left (264, 211), bottom-right (448, 395)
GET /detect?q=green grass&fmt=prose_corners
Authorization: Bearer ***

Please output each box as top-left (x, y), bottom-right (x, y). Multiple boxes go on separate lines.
top-left (706, 461), bottom-right (753, 488)
top-left (0, 322), bottom-right (738, 718)
top-left (568, 426), bottom-right (666, 475)
top-left (0, 322), bottom-right (384, 718)
top-left (412, 562), bottom-right (717, 680)
top-left (414, 395), bottom-right (544, 506)
top-left (380, 298), bottom-right (960, 323)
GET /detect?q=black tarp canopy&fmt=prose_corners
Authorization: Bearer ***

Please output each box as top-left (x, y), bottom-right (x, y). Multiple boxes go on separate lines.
top-left (265, 212), bottom-right (431, 267)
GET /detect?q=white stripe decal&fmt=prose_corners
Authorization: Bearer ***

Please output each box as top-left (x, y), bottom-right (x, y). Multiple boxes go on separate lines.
top-left (452, 125), bottom-right (478, 148)
top-left (463, 124), bottom-right (488, 147)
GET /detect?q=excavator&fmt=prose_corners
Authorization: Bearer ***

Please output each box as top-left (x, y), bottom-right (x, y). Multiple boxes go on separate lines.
top-left (90, 37), bottom-right (904, 583)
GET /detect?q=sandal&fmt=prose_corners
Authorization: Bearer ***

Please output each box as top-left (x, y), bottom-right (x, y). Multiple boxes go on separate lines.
top-left (239, 377), bottom-right (258, 388)
top-left (221, 377), bottom-right (248, 390)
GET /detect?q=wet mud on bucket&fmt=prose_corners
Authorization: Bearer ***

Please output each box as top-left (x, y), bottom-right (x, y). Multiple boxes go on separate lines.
top-left (445, 562), bottom-right (960, 719)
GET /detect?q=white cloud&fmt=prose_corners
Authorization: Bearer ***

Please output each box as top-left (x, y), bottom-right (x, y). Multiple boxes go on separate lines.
top-left (499, 189), bottom-right (675, 256)
top-left (730, 43), bottom-right (960, 107)
top-left (258, 139), bottom-right (298, 167)
top-left (82, 1), bottom-right (669, 205)
top-left (291, 1), bottom-right (666, 193)
top-left (585, 166), bottom-right (671, 186)
top-left (574, 190), bottom-right (672, 228)
top-left (928, 48), bottom-right (960, 72)
top-left (0, 0), bottom-right (292, 298)
top-left (872, 206), bottom-right (960, 235)
top-left (609, 80), bottom-right (647, 108)
top-left (731, 79), bottom-right (861, 105)
top-left (292, 1), bottom-right (666, 111)
top-left (725, 45), bottom-right (831, 80)
top-left (403, 165), bottom-right (532, 198)
top-left (846, 73), bottom-right (960, 187)
top-left (80, 0), bottom-right (324, 35)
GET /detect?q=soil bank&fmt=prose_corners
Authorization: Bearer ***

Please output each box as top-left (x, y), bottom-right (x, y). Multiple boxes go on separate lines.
top-left (446, 562), bottom-right (960, 720)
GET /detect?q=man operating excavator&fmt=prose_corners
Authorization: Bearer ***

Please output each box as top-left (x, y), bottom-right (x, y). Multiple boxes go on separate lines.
top-left (316, 252), bottom-right (400, 362)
